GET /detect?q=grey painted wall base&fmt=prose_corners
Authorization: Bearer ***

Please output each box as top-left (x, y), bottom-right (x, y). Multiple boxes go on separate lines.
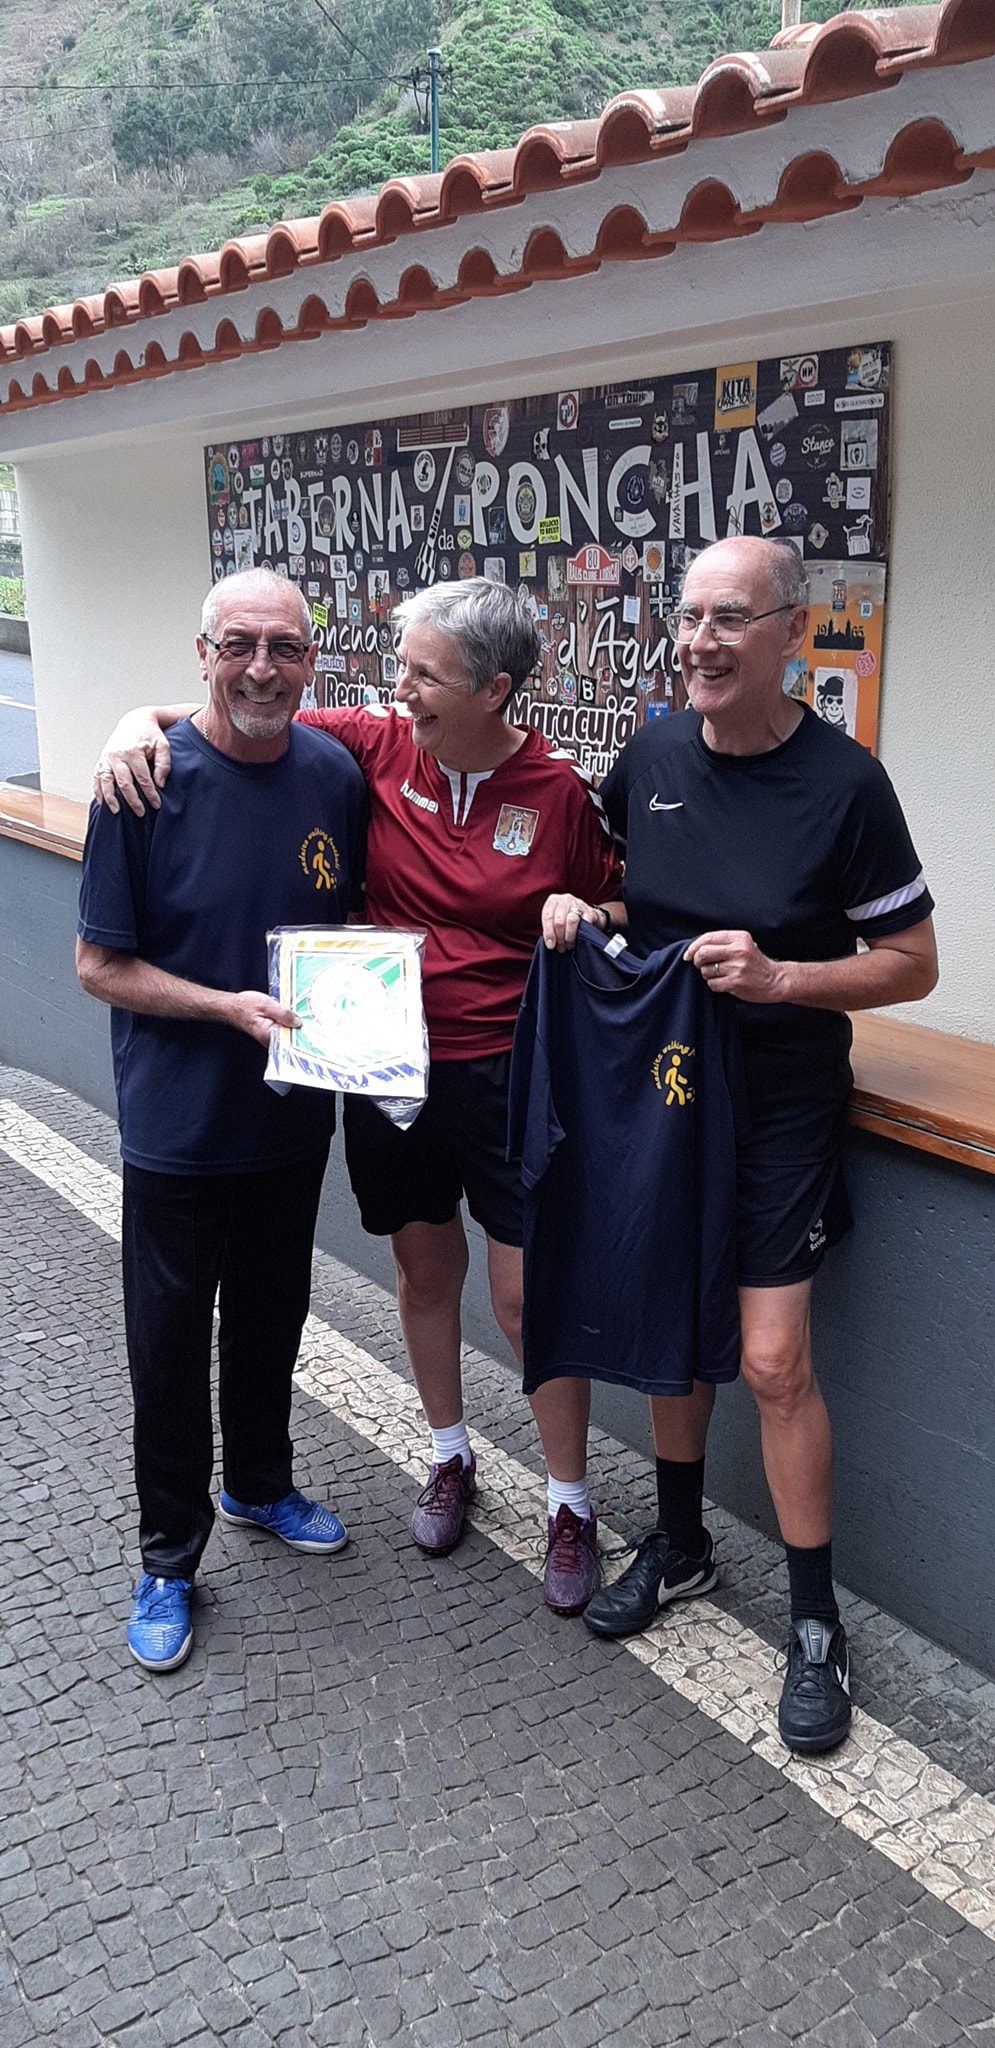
top-left (0, 614), bottom-right (29, 655)
top-left (3, 834), bottom-right (992, 1674)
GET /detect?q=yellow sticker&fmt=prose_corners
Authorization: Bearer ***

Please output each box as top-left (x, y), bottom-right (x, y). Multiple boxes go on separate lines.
top-left (312, 603), bottom-right (329, 628)
top-left (538, 517), bottom-right (561, 545)
top-left (714, 362), bottom-right (758, 432)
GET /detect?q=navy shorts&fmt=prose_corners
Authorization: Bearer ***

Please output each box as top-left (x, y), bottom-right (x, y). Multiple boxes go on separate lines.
top-left (735, 1024), bottom-right (854, 1289)
top-left (342, 1052), bottom-right (523, 1247)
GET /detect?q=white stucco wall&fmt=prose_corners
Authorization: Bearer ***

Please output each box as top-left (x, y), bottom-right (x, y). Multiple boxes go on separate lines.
top-left (11, 277), bottom-right (994, 1042)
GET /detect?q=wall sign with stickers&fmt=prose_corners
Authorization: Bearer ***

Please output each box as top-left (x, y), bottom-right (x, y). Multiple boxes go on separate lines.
top-left (203, 342), bottom-right (891, 767)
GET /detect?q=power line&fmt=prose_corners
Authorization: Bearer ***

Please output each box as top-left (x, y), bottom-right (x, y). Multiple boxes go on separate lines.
top-left (1, 73), bottom-right (408, 92)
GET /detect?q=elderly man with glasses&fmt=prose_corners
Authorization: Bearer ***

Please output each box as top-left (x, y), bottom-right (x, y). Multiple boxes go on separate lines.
top-left (77, 568), bottom-right (367, 1672)
top-left (542, 535), bottom-right (938, 1756)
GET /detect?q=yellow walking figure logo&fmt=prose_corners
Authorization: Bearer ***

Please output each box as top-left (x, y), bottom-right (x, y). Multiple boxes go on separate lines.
top-left (299, 828), bottom-right (341, 893)
top-left (651, 1041), bottom-right (695, 1106)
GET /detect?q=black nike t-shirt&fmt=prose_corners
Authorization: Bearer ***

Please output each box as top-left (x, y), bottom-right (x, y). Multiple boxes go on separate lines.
top-left (600, 705), bottom-right (933, 1063)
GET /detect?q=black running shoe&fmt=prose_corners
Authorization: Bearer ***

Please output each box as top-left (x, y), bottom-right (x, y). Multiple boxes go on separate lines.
top-left (778, 1619), bottom-right (852, 1755)
top-left (583, 1528), bottom-right (717, 1639)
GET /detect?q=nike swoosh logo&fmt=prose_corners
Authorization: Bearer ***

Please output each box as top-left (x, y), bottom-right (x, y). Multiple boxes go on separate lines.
top-left (648, 797), bottom-right (684, 811)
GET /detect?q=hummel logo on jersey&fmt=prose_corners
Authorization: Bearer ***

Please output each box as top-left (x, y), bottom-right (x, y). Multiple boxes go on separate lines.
top-left (649, 796), bottom-right (684, 811)
top-left (808, 1218), bottom-right (827, 1253)
top-left (401, 779), bottom-right (439, 815)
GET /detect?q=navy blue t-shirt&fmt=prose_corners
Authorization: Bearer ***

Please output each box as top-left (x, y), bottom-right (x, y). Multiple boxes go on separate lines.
top-left (78, 718), bottom-right (367, 1173)
top-left (509, 923), bottom-right (745, 1397)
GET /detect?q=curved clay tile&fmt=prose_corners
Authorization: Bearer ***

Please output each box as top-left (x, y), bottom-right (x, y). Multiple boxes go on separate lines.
top-left (104, 287), bottom-right (138, 327)
top-left (513, 134), bottom-right (574, 195)
top-left (593, 205), bottom-right (675, 263)
top-left (255, 307), bottom-right (284, 347)
top-left (56, 366), bottom-right (78, 394)
top-left (863, 7), bottom-right (946, 62)
top-left (83, 359), bottom-right (106, 388)
top-left (176, 331), bottom-right (205, 367)
top-left (71, 301), bottom-right (101, 340)
top-left (13, 320), bottom-right (44, 358)
top-left (522, 225), bottom-right (599, 280)
top-left (517, 119), bottom-right (601, 182)
top-left (596, 88), bottom-right (695, 167)
top-left (143, 342), bottom-right (169, 374)
top-left (297, 295), bottom-right (330, 336)
top-left (394, 265), bottom-right (440, 311)
top-left (457, 246), bottom-right (501, 293)
top-left (375, 178), bottom-right (444, 242)
top-left (42, 307), bottom-right (75, 346)
top-left (862, 116), bottom-right (972, 195)
top-left (317, 197), bottom-right (378, 261)
top-left (137, 278), bottom-right (169, 318)
top-left (746, 149), bottom-right (860, 223)
top-left (218, 247), bottom-right (252, 293)
top-left (264, 228), bottom-right (303, 280)
top-left (675, 179), bottom-right (756, 242)
top-left (213, 318), bottom-right (242, 355)
top-left (112, 349), bottom-right (138, 380)
top-left (343, 278), bottom-right (380, 324)
top-left (6, 380), bottom-right (27, 407)
top-left (438, 160), bottom-right (489, 219)
top-left (934, 0), bottom-right (995, 62)
top-left (31, 372), bottom-right (52, 399)
top-left (799, 16), bottom-right (896, 102)
top-left (176, 260), bottom-right (212, 304)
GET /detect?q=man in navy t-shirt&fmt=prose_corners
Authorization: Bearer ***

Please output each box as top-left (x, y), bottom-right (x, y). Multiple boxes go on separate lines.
top-left (77, 568), bottom-right (366, 1674)
top-left (542, 536), bottom-right (938, 1758)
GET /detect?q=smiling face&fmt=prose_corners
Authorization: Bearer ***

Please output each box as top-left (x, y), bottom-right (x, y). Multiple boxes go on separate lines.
top-left (197, 582), bottom-right (316, 760)
top-left (394, 620), bottom-right (511, 769)
top-left (678, 539), bottom-right (808, 740)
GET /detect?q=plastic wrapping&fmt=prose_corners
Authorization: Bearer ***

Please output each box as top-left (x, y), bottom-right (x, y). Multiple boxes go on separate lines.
top-left (265, 926), bottom-right (429, 1127)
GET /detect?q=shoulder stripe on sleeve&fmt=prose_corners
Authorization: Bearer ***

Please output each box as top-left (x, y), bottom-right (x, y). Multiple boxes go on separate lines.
top-left (547, 748), bottom-right (612, 833)
top-left (845, 872), bottom-right (928, 923)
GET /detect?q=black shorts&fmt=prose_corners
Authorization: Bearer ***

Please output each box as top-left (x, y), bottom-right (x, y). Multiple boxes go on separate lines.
top-left (342, 1053), bottom-right (523, 1247)
top-left (735, 1025), bottom-right (854, 1289)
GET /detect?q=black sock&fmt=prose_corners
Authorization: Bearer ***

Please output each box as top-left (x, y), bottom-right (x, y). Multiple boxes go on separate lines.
top-left (785, 1541), bottom-right (839, 1628)
top-left (654, 1457), bottom-right (706, 1558)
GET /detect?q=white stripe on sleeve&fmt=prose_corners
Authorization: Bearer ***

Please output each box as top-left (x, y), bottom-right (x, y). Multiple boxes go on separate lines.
top-left (844, 872), bottom-right (928, 924)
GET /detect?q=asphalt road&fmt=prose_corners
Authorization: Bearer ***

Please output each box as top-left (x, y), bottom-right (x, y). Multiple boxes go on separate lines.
top-left (0, 647), bottom-right (37, 784)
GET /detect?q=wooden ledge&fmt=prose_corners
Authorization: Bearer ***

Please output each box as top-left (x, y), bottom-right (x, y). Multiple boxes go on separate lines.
top-left (2, 788), bottom-right (993, 1176)
top-left (0, 781), bottom-right (88, 861)
top-left (850, 1012), bottom-right (995, 1177)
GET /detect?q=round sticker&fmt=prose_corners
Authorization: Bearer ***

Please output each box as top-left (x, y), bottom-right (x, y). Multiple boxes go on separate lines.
top-left (483, 406), bottom-right (510, 458)
top-left (456, 452), bottom-right (475, 490)
top-left (769, 442), bottom-right (787, 468)
top-left (413, 451), bottom-right (436, 493)
top-left (270, 460), bottom-right (281, 481)
top-left (560, 673), bottom-right (576, 701)
top-left (515, 478), bottom-right (537, 525)
top-left (457, 529), bottom-right (473, 550)
top-left (346, 439), bottom-right (359, 466)
top-left (227, 444), bottom-right (240, 470)
top-left (775, 478), bottom-right (793, 505)
top-left (620, 467), bottom-right (648, 514)
top-left (232, 471), bottom-right (244, 495)
top-left (316, 496), bottom-right (335, 538)
top-left (272, 435), bottom-right (284, 456)
top-left (474, 462), bottom-right (499, 499)
top-left (281, 458), bottom-right (293, 481)
top-left (855, 650), bottom-right (877, 677)
top-left (458, 552), bottom-right (477, 578)
top-left (438, 557), bottom-right (452, 579)
top-left (643, 542), bottom-right (665, 577)
top-left (330, 432), bottom-right (342, 464)
top-left (782, 501), bottom-right (808, 532)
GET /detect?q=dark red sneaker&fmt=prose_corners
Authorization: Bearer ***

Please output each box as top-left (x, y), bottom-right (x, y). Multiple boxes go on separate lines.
top-left (410, 1454), bottom-right (477, 1554)
top-left (543, 1506), bottom-right (600, 1616)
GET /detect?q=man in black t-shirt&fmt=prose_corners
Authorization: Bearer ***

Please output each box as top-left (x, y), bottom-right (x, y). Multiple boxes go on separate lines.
top-left (542, 536), bottom-right (937, 1756)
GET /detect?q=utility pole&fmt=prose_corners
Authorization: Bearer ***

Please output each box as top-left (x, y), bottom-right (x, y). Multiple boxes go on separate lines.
top-left (412, 47), bottom-right (451, 173)
top-left (781, 1), bottom-right (803, 26)
top-left (428, 47), bottom-right (442, 173)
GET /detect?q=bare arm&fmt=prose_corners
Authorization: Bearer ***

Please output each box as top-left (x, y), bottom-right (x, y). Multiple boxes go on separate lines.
top-left (93, 703), bottom-right (200, 817)
top-left (75, 939), bottom-right (300, 1048)
top-left (683, 916), bottom-right (938, 1010)
top-left (541, 894), bottom-right (628, 953)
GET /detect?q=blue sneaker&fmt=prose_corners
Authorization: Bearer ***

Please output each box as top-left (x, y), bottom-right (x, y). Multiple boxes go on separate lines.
top-left (127, 1574), bottom-right (193, 1672)
top-left (219, 1487), bottom-right (348, 1554)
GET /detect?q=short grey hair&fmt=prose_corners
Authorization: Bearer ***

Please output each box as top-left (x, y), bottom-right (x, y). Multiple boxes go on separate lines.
top-left (392, 578), bottom-right (540, 698)
top-left (681, 536), bottom-right (809, 610)
top-left (201, 567), bottom-right (312, 641)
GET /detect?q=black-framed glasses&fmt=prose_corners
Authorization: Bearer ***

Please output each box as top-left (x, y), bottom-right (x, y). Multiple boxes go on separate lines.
top-left (665, 603), bottom-right (797, 646)
top-left (203, 633), bottom-right (310, 666)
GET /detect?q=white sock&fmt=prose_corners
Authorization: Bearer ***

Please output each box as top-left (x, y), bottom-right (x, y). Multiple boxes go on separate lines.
top-left (430, 1421), bottom-right (473, 1469)
top-left (547, 1475), bottom-right (593, 1522)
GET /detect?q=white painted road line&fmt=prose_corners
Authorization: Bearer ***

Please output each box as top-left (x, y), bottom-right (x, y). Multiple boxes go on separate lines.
top-left (3, 1097), bottom-right (994, 1940)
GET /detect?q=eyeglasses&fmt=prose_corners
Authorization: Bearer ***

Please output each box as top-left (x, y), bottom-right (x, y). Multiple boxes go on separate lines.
top-left (203, 633), bottom-right (310, 666)
top-left (665, 604), bottom-right (796, 645)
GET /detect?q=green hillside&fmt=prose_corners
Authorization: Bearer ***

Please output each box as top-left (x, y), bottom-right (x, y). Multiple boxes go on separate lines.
top-left (0, 0), bottom-right (907, 321)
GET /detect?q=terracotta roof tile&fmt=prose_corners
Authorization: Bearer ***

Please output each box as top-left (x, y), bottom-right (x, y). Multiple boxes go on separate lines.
top-left (3, 1), bottom-right (994, 414)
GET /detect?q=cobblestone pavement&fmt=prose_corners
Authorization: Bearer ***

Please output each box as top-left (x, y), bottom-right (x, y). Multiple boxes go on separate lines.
top-left (2, 1064), bottom-right (994, 2048)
